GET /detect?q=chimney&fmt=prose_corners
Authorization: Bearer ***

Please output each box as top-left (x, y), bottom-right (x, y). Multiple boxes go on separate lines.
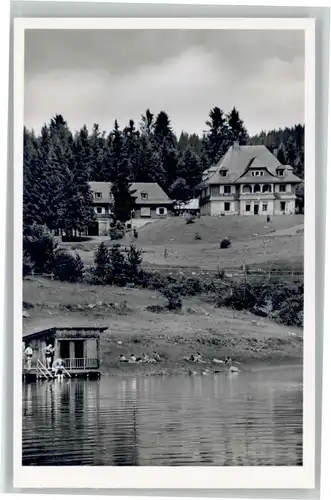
top-left (233, 141), bottom-right (240, 151)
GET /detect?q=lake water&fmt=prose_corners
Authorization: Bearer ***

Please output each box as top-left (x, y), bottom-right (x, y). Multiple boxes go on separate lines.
top-left (22, 367), bottom-right (303, 466)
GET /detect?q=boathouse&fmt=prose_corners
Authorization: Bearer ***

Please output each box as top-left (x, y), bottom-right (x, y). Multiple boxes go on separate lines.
top-left (22, 326), bottom-right (108, 380)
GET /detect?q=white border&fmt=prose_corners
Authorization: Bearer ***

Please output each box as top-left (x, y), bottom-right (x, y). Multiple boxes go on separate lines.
top-left (13, 17), bottom-right (315, 490)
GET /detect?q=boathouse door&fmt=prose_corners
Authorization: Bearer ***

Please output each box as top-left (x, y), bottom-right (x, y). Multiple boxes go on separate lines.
top-left (74, 340), bottom-right (85, 358)
top-left (59, 340), bottom-right (70, 359)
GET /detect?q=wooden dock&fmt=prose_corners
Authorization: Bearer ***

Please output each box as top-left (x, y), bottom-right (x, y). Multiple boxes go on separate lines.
top-left (22, 367), bottom-right (101, 382)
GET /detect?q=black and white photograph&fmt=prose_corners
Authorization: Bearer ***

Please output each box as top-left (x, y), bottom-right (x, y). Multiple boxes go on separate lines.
top-left (13, 17), bottom-right (315, 489)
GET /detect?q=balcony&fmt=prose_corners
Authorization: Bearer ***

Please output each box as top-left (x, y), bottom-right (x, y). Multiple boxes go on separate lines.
top-left (63, 357), bottom-right (99, 370)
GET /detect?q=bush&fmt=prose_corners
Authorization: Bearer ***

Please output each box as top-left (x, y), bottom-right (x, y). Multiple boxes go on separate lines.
top-left (146, 304), bottom-right (166, 313)
top-left (162, 284), bottom-right (182, 311)
top-left (125, 244), bottom-right (143, 281)
top-left (53, 250), bottom-right (84, 282)
top-left (109, 221), bottom-right (125, 240)
top-left (23, 224), bottom-right (57, 274)
top-left (220, 238), bottom-right (231, 249)
top-left (185, 215), bottom-right (196, 224)
top-left (108, 243), bottom-right (127, 285)
top-left (94, 242), bottom-right (110, 283)
top-left (23, 251), bottom-right (34, 277)
top-left (216, 267), bottom-right (225, 279)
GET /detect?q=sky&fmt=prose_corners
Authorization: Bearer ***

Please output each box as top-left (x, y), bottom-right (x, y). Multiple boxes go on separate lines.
top-left (24, 29), bottom-right (305, 137)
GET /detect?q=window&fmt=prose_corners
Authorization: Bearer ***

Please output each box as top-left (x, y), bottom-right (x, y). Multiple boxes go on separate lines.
top-left (277, 169), bottom-right (285, 176)
top-left (95, 207), bottom-right (103, 214)
top-left (224, 202), bottom-right (230, 212)
top-left (262, 184), bottom-right (271, 193)
top-left (220, 169), bottom-right (228, 177)
top-left (140, 207), bottom-right (151, 217)
top-left (279, 184), bottom-right (286, 192)
top-left (157, 207), bottom-right (167, 216)
top-left (223, 185), bottom-right (231, 194)
top-left (252, 170), bottom-right (264, 177)
top-left (95, 192), bottom-right (102, 199)
top-left (253, 184), bottom-right (261, 193)
top-left (243, 184), bottom-right (252, 193)
top-left (245, 204), bottom-right (251, 212)
top-left (262, 204), bottom-right (268, 212)
top-left (141, 192), bottom-right (148, 200)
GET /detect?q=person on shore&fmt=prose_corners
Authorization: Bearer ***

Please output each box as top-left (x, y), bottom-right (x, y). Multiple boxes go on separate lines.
top-left (24, 344), bottom-right (33, 371)
top-left (129, 354), bottom-right (136, 363)
top-left (153, 352), bottom-right (161, 362)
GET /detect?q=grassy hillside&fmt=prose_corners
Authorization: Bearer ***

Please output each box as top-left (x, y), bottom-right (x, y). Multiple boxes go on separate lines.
top-left (62, 215), bottom-right (304, 272)
top-left (130, 215), bottom-right (304, 246)
top-left (23, 278), bottom-right (303, 375)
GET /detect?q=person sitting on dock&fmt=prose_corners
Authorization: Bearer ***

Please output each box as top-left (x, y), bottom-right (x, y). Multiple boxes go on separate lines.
top-left (129, 354), bottom-right (136, 363)
top-left (24, 344), bottom-right (33, 371)
top-left (119, 355), bottom-right (128, 363)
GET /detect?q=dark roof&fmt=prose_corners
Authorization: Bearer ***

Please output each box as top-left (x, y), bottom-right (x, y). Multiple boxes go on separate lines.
top-left (89, 182), bottom-right (113, 204)
top-left (203, 144), bottom-right (302, 186)
top-left (23, 325), bottom-right (108, 341)
top-left (88, 182), bottom-right (173, 206)
top-left (132, 182), bottom-right (173, 205)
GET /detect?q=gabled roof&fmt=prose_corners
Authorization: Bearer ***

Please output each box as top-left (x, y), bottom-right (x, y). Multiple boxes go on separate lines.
top-left (88, 182), bottom-right (173, 206)
top-left (88, 181), bottom-right (113, 204)
top-left (202, 144), bottom-right (302, 185)
top-left (132, 182), bottom-right (173, 205)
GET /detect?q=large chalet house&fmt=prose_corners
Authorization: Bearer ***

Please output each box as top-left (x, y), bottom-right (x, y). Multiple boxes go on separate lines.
top-left (88, 181), bottom-right (173, 236)
top-left (199, 142), bottom-right (302, 216)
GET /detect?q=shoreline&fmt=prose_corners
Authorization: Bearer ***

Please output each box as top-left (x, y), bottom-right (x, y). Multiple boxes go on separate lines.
top-left (99, 357), bottom-right (303, 378)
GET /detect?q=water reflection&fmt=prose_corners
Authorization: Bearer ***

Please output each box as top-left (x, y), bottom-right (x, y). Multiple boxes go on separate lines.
top-left (22, 367), bottom-right (303, 466)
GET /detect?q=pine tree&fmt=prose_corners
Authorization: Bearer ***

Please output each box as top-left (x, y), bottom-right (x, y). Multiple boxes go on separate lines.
top-left (153, 111), bottom-right (179, 191)
top-left (89, 124), bottom-right (108, 181)
top-left (177, 148), bottom-right (202, 191)
top-left (47, 115), bottom-right (75, 232)
top-left (226, 107), bottom-right (249, 145)
top-left (123, 119), bottom-right (140, 180)
top-left (169, 177), bottom-right (191, 203)
top-left (204, 107), bottom-right (229, 165)
top-left (94, 242), bottom-right (110, 280)
top-left (109, 121), bottom-right (137, 223)
top-left (23, 127), bottom-right (40, 229)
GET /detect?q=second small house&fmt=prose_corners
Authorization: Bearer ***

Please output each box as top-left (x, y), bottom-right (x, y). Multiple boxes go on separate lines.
top-left (88, 181), bottom-right (173, 236)
top-left (131, 182), bottom-right (173, 219)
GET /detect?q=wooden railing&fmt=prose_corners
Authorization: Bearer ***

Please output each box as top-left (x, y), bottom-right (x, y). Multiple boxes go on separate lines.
top-left (63, 358), bottom-right (99, 370)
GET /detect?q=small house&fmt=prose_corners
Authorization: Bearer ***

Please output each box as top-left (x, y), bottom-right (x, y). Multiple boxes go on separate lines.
top-left (22, 326), bottom-right (108, 379)
top-left (88, 181), bottom-right (174, 235)
top-left (131, 182), bottom-right (173, 219)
